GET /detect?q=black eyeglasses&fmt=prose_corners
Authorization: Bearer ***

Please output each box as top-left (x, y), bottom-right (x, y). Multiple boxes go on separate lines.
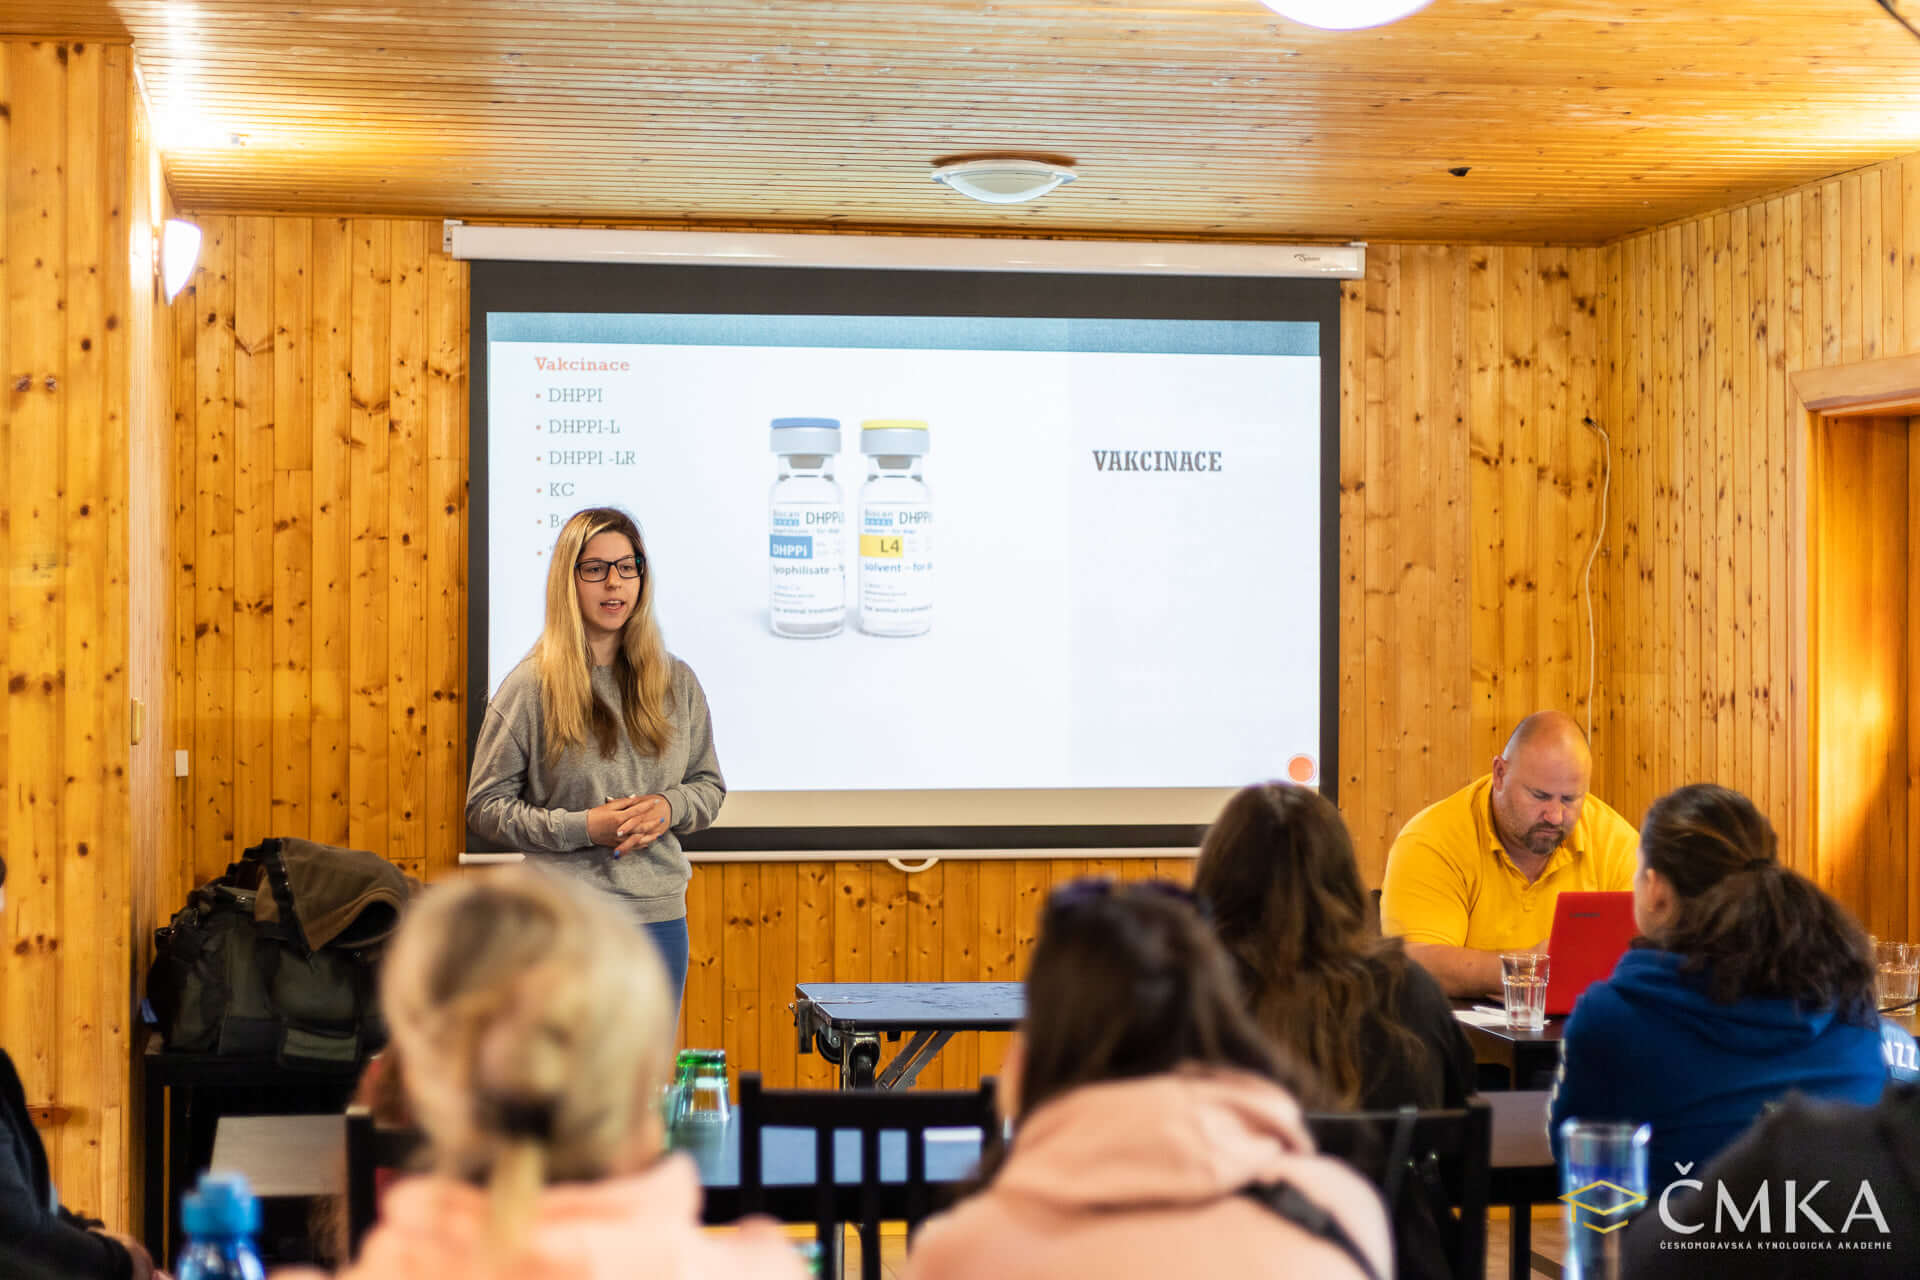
top-left (1045, 876), bottom-right (1208, 921)
top-left (576, 556), bottom-right (643, 583)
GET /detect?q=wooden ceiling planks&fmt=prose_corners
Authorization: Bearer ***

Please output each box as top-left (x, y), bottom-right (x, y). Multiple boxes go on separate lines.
top-left (9, 0), bottom-right (1920, 242)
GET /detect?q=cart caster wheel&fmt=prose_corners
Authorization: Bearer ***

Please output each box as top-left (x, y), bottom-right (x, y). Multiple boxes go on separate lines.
top-left (848, 1039), bottom-right (880, 1088)
top-left (814, 1030), bottom-right (844, 1065)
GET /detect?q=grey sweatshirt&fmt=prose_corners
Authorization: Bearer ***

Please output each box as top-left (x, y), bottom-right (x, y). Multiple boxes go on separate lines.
top-left (465, 654), bottom-right (726, 922)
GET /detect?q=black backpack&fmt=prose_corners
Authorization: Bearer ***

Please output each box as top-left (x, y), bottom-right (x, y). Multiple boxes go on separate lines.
top-left (147, 838), bottom-right (412, 1071)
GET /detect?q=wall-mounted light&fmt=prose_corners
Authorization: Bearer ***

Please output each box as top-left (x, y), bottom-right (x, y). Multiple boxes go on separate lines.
top-left (1259, 1), bottom-right (1432, 30)
top-left (161, 219), bottom-right (202, 301)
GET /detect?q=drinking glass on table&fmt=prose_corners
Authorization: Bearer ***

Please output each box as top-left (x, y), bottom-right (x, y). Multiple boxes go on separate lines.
top-left (1559, 1119), bottom-right (1650, 1280)
top-left (1500, 951), bottom-right (1550, 1031)
top-left (1874, 939), bottom-right (1919, 1011)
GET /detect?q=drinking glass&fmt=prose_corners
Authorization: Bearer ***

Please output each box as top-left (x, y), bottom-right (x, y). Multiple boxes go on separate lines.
top-left (1874, 939), bottom-right (1919, 1011)
top-left (1559, 1119), bottom-right (1651, 1280)
top-left (1500, 951), bottom-right (1550, 1031)
top-left (682, 1049), bottom-right (730, 1126)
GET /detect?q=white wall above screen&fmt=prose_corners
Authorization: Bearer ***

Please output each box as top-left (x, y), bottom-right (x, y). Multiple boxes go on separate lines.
top-left (445, 221), bottom-right (1366, 279)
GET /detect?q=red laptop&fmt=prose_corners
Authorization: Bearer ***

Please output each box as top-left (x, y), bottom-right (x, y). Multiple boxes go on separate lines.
top-left (1543, 891), bottom-right (1640, 1016)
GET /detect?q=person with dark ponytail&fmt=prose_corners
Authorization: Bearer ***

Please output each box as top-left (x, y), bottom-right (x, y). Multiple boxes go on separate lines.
top-left (1549, 784), bottom-right (1911, 1192)
top-left (904, 880), bottom-right (1391, 1280)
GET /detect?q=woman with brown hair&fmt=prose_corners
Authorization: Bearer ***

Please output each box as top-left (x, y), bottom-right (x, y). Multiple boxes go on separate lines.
top-left (904, 879), bottom-right (1390, 1280)
top-left (1193, 782), bottom-right (1474, 1111)
top-left (1549, 783), bottom-right (1906, 1192)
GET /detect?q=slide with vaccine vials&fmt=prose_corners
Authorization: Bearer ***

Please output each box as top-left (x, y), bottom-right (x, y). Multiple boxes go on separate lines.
top-left (483, 311), bottom-right (1324, 798)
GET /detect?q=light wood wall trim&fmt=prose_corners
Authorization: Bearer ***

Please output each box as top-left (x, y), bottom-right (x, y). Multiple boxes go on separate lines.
top-left (1792, 351), bottom-right (1920, 417)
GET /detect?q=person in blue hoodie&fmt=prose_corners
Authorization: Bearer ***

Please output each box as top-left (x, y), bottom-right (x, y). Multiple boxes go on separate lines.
top-left (1548, 783), bottom-right (1903, 1194)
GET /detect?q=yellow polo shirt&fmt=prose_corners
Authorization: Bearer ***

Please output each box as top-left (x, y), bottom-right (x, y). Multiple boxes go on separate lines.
top-left (1379, 773), bottom-right (1638, 953)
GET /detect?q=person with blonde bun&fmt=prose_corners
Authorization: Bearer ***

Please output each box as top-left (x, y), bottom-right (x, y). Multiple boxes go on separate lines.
top-left (304, 867), bottom-right (801, 1280)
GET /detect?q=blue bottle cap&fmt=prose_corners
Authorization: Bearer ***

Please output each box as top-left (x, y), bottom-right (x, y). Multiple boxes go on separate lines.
top-left (181, 1171), bottom-right (261, 1237)
top-left (770, 417), bottom-right (841, 430)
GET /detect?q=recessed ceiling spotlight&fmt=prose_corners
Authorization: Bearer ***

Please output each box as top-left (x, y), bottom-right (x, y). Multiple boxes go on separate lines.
top-left (1258, 1), bottom-right (1433, 30)
top-left (930, 158), bottom-right (1077, 205)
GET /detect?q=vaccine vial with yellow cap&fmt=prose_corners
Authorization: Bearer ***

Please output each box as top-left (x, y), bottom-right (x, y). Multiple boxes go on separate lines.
top-left (858, 419), bottom-right (933, 637)
top-left (768, 417), bottom-right (846, 638)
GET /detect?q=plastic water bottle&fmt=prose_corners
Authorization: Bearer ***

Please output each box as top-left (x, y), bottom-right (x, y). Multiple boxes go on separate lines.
top-left (174, 1171), bottom-right (265, 1280)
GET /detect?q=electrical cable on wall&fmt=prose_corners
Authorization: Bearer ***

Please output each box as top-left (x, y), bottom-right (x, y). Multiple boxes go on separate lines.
top-left (1580, 415), bottom-right (1613, 742)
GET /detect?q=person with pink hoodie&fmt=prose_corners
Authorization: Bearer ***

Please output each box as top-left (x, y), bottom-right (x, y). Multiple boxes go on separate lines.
top-left (904, 879), bottom-right (1393, 1280)
top-left (280, 867), bottom-right (802, 1280)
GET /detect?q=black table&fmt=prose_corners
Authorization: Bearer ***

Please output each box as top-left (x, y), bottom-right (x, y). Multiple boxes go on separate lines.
top-left (1455, 1007), bottom-right (1565, 1090)
top-left (141, 1040), bottom-right (358, 1262)
top-left (793, 982), bottom-right (1023, 1089)
top-left (1486, 1090), bottom-right (1560, 1280)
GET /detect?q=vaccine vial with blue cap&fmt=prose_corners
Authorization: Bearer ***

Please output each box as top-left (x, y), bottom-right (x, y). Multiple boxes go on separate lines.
top-left (768, 417), bottom-right (846, 637)
top-left (859, 419), bottom-right (933, 636)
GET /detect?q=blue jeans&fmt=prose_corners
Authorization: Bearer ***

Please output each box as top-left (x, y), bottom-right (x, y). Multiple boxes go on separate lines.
top-left (642, 916), bottom-right (689, 1022)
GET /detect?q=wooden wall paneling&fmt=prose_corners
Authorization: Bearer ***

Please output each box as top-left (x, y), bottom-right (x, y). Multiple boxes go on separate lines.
top-left (1397, 247), bottom-right (1435, 811)
top-left (1358, 246), bottom-right (1394, 868)
top-left (1441, 248), bottom-right (1473, 779)
top-left (1468, 248), bottom-right (1503, 766)
top-left (424, 247), bottom-right (467, 880)
top-left (793, 861), bottom-right (834, 1087)
top-left (1765, 198), bottom-right (1790, 843)
top-left (940, 861), bottom-right (979, 1087)
top-left (904, 861), bottom-right (945, 1089)
top-left (1681, 218), bottom-right (1707, 786)
top-left (57, 36), bottom-right (107, 1206)
top-left (4, 41), bottom-right (67, 1092)
top-left (682, 862), bottom-right (724, 1055)
top-left (757, 863), bottom-right (798, 1089)
top-left (1713, 211), bottom-right (1737, 789)
top-left (347, 220), bottom-right (392, 858)
top-left (1728, 210), bottom-right (1758, 794)
top-left (975, 862), bottom-right (1017, 1078)
top-left (1568, 250), bottom-right (1600, 748)
top-left (1337, 278), bottom-right (1364, 814)
top-left (386, 221), bottom-right (428, 874)
top-left (1907, 157), bottom-right (1920, 355)
top-left (192, 219), bottom-right (237, 884)
top-left (233, 216), bottom-right (275, 859)
top-left (1721, 211), bottom-right (1746, 793)
top-left (720, 863), bottom-right (761, 1097)
top-left (1661, 226), bottom-right (1685, 799)
top-left (271, 218), bottom-right (313, 840)
top-left (1803, 189), bottom-right (1829, 879)
top-left (1501, 247), bottom-right (1540, 727)
top-left (1751, 204), bottom-right (1774, 817)
top-left (1537, 247), bottom-right (1573, 722)
top-left (1840, 175), bottom-right (1864, 367)
top-left (169, 220), bottom-right (198, 912)
top-left (310, 217), bottom-right (353, 845)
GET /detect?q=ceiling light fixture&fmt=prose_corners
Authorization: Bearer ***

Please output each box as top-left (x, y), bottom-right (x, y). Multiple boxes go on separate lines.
top-left (1258, 1), bottom-right (1432, 30)
top-left (930, 159), bottom-right (1077, 205)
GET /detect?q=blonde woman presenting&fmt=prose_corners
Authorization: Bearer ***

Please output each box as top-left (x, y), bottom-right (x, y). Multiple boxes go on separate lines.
top-left (291, 868), bottom-right (801, 1280)
top-left (467, 507), bottom-right (724, 1004)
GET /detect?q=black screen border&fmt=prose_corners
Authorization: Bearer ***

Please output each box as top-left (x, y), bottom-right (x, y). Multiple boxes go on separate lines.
top-left (468, 260), bottom-right (1342, 851)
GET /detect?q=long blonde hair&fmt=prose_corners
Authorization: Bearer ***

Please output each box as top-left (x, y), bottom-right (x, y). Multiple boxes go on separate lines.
top-left (380, 868), bottom-right (675, 1256)
top-left (537, 507), bottom-right (674, 761)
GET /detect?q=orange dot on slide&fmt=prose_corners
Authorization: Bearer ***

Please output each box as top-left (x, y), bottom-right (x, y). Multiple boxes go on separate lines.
top-left (1287, 754), bottom-right (1317, 783)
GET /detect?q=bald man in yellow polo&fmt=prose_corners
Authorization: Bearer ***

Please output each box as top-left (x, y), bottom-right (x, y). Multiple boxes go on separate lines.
top-left (1380, 710), bottom-right (1639, 997)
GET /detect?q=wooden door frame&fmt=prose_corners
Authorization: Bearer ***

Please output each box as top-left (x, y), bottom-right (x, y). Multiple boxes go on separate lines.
top-left (1789, 351), bottom-right (1920, 884)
